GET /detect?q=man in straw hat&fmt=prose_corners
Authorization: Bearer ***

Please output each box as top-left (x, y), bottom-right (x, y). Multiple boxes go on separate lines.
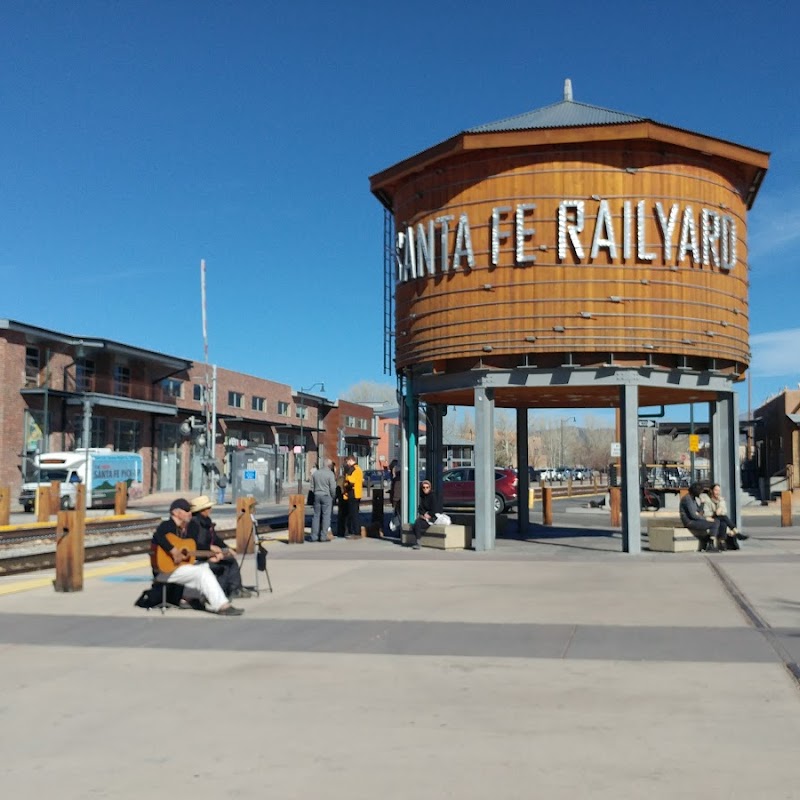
top-left (151, 498), bottom-right (244, 616)
top-left (189, 495), bottom-right (253, 599)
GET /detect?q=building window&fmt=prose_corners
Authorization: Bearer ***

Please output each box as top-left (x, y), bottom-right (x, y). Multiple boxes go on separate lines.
top-left (76, 359), bottom-right (96, 393)
top-left (228, 391), bottom-right (244, 408)
top-left (296, 405), bottom-right (308, 420)
top-left (161, 378), bottom-right (182, 398)
top-left (251, 396), bottom-right (266, 412)
top-left (25, 347), bottom-right (40, 387)
top-left (114, 420), bottom-right (141, 452)
top-left (73, 415), bottom-right (106, 449)
top-left (278, 401), bottom-right (290, 416)
top-left (113, 365), bottom-right (131, 397)
top-left (193, 384), bottom-right (205, 402)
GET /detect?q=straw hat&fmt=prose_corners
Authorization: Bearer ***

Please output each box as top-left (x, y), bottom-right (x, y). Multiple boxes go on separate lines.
top-left (189, 495), bottom-right (214, 514)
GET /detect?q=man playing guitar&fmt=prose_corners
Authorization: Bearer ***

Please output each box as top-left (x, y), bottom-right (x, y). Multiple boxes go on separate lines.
top-left (151, 498), bottom-right (244, 616)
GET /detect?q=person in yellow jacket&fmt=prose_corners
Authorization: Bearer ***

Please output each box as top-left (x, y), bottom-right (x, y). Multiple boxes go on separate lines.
top-left (342, 454), bottom-right (364, 538)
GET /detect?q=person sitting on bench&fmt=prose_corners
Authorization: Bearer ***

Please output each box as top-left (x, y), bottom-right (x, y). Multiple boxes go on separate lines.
top-left (411, 480), bottom-right (439, 550)
top-left (189, 495), bottom-right (252, 599)
top-left (705, 483), bottom-right (748, 550)
top-left (679, 482), bottom-right (722, 552)
top-left (151, 498), bottom-right (244, 616)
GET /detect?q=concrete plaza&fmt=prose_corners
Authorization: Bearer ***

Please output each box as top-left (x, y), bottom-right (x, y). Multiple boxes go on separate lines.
top-left (1, 516), bottom-right (800, 799)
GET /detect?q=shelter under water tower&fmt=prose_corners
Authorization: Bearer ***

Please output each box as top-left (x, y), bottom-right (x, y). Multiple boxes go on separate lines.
top-left (370, 81), bottom-right (769, 552)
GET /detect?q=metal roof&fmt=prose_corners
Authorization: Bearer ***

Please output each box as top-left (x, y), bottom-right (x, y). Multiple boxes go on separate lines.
top-left (467, 98), bottom-right (643, 134)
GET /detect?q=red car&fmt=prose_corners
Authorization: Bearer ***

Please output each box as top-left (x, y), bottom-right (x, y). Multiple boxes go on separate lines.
top-left (441, 467), bottom-right (518, 514)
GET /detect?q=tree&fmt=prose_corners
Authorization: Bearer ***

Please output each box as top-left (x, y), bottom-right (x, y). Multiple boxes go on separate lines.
top-left (341, 380), bottom-right (396, 404)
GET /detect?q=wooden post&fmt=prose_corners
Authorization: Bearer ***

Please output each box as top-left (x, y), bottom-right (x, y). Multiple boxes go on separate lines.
top-left (50, 480), bottom-right (62, 512)
top-left (609, 487), bottom-right (621, 527)
top-left (567, 475), bottom-right (573, 497)
top-left (0, 487), bottom-right (9, 525)
top-left (54, 508), bottom-right (85, 592)
top-left (114, 481), bottom-right (128, 515)
top-left (235, 496), bottom-right (256, 554)
top-left (781, 491), bottom-right (792, 527)
top-left (36, 486), bottom-right (51, 522)
top-left (542, 487), bottom-right (553, 526)
top-left (288, 494), bottom-right (305, 543)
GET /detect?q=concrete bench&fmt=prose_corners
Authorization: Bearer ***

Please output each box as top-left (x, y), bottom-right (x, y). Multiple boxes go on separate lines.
top-left (647, 518), bottom-right (698, 552)
top-left (419, 523), bottom-right (472, 550)
top-left (401, 523), bottom-right (473, 549)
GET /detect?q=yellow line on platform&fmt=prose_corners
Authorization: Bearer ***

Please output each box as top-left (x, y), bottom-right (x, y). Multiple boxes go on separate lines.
top-left (0, 558), bottom-right (150, 596)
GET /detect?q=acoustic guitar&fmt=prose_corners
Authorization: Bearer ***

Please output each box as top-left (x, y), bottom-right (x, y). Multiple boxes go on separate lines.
top-left (154, 533), bottom-right (218, 575)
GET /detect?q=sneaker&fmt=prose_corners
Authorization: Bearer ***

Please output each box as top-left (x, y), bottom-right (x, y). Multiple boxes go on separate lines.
top-left (231, 588), bottom-right (254, 599)
top-left (217, 606), bottom-right (244, 616)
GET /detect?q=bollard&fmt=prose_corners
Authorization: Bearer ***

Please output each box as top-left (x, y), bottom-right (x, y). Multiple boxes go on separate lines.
top-left (371, 488), bottom-right (384, 525)
top-left (542, 487), bottom-right (553, 526)
top-left (114, 481), bottom-right (128, 515)
top-left (567, 476), bottom-right (573, 497)
top-left (54, 507), bottom-right (85, 592)
top-left (609, 487), bottom-right (621, 527)
top-left (50, 480), bottom-right (62, 512)
top-left (0, 486), bottom-right (9, 525)
top-left (36, 486), bottom-right (51, 522)
top-left (781, 491), bottom-right (792, 527)
top-left (235, 496), bottom-right (257, 554)
top-left (288, 494), bottom-right (305, 543)
top-left (528, 487), bottom-right (535, 509)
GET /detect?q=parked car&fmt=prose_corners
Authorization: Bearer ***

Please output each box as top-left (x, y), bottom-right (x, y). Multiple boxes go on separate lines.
top-left (441, 467), bottom-right (518, 514)
top-left (554, 466), bottom-right (571, 481)
top-left (362, 469), bottom-right (387, 492)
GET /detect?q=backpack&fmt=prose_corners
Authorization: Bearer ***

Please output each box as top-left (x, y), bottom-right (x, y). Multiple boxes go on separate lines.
top-left (134, 582), bottom-right (184, 609)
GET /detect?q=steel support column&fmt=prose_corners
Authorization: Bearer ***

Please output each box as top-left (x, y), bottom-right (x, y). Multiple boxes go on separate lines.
top-left (401, 380), bottom-right (419, 526)
top-left (474, 386), bottom-right (496, 551)
top-left (516, 408), bottom-right (530, 535)
top-left (711, 391), bottom-right (741, 530)
top-left (620, 383), bottom-right (641, 554)
top-left (425, 404), bottom-right (444, 504)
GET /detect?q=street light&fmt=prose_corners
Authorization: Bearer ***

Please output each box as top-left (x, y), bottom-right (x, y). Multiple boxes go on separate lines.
top-left (297, 382), bottom-right (325, 494)
top-left (560, 416), bottom-right (577, 469)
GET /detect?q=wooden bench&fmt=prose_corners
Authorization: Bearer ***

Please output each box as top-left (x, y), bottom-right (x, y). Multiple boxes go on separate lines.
top-left (647, 517), bottom-right (698, 552)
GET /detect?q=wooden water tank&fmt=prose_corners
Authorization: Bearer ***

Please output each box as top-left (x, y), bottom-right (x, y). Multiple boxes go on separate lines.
top-left (371, 104), bottom-right (769, 384)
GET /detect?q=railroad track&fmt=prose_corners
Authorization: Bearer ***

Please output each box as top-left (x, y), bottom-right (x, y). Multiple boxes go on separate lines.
top-left (0, 515), bottom-right (287, 576)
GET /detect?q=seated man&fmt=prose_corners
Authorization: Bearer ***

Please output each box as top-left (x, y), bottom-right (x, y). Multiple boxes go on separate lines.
top-left (188, 494), bottom-right (251, 598)
top-left (151, 498), bottom-right (244, 616)
top-left (679, 482), bottom-right (722, 552)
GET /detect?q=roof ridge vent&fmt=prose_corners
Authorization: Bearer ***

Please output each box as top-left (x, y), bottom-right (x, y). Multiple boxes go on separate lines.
top-left (563, 78), bottom-right (573, 102)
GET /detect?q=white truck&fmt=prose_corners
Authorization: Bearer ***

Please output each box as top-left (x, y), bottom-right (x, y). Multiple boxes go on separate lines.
top-left (19, 449), bottom-right (144, 512)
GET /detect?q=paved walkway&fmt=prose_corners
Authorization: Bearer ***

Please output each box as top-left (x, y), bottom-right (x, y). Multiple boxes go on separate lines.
top-left (2, 517), bottom-right (800, 798)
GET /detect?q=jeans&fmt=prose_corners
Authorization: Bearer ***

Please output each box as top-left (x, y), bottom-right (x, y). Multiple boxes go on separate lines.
top-left (312, 494), bottom-right (333, 541)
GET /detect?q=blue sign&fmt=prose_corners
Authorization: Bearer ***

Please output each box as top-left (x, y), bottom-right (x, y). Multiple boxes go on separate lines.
top-left (243, 470), bottom-right (257, 480)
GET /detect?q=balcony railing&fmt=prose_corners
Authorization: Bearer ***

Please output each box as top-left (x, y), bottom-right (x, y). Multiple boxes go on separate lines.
top-left (62, 372), bottom-right (180, 407)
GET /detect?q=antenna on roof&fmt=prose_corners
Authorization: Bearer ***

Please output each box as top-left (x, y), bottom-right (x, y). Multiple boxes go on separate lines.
top-left (563, 78), bottom-right (573, 102)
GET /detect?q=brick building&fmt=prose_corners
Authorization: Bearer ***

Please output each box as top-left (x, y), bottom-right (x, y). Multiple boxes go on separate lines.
top-left (0, 319), bottom-right (375, 499)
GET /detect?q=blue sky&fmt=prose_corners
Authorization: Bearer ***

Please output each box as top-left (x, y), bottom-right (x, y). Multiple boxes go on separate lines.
top-left (2, 0), bottom-right (798, 421)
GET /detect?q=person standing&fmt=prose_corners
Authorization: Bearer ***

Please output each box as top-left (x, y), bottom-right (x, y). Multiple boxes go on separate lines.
top-left (343, 454), bottom-right (364, 538)
top-left (216, 472), bottom-right (228, 505)
top-left (150, 498), bottom-right (244, 615)
top-left (309, 459), bottom-right (337, 542)
top-left (188, 494), bottom-right (251, 598)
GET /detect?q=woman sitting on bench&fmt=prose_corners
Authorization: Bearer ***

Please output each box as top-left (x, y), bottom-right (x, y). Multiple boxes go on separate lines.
top-left (412, 480), bottom-right (439, 550)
